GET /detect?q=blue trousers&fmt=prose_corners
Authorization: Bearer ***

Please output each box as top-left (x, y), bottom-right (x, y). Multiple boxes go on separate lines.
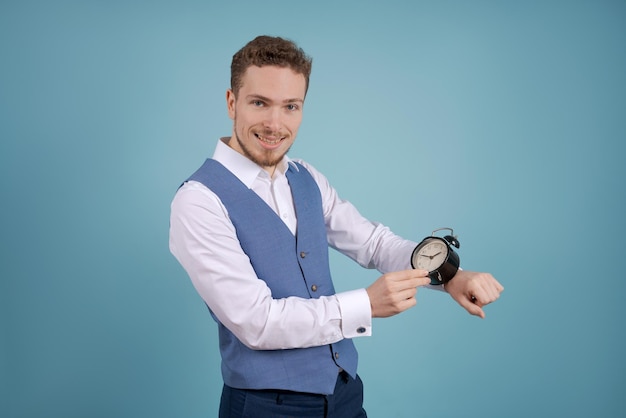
top-left (219, 371), bottom-right (368, 418)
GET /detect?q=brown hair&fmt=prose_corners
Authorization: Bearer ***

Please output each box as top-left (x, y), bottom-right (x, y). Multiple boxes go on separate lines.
top-left (230, 35), bottom-right (313, 96)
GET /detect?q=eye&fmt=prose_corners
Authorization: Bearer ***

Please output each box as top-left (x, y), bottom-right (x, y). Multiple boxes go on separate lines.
top-left (286, 103), bottom-right (300, 111)
top-left (252, 100), bottom-right (265, 107)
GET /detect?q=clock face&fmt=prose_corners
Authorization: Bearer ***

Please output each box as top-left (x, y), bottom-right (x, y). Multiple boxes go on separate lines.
top-left (412, 238), bottom-right (449, 272)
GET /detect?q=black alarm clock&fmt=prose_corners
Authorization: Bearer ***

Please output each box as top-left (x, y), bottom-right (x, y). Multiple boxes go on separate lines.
top-left (411, 227), bottom-right (460, 285)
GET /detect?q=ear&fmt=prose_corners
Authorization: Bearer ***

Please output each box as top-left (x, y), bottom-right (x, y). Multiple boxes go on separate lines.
top-left (226, 89), bottom-right (236, 120)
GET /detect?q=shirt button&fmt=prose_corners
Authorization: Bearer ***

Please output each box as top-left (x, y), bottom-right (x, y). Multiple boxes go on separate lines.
top-left (311, 285), bottom-right (318, 292)
top-left (357, 327), bottom-right (366, 334)
top-left (300, 251), bottom-right (306, 258)
top-left (334, 352), bottom-right (340, 360)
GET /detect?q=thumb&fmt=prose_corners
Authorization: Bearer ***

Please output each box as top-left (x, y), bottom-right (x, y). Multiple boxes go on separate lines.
top-left (463, 298), bottom-right (485, 319)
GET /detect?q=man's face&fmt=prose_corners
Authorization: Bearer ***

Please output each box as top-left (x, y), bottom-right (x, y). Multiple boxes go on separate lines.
top-left (227, 65), bottom-right (306, 174)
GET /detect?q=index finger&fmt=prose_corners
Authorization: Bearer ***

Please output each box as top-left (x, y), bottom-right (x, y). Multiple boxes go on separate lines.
top-left (408, 268), bottom-right (429, 277)
top-left (409, 270), bottom-right (431, 287)
top-left (408, 269), bottom-right (431, 286)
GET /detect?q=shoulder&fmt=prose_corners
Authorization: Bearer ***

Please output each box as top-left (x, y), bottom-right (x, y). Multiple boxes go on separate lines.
top-left (171, 180), bottom-right (228, 218)
top-left (289, 159), bottom-right (338, 207)
top-left (290, 159), bottom-right (331, 188)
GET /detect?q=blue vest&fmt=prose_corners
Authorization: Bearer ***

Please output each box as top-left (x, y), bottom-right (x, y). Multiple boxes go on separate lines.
top-left (186, 159), bottom-right (358, 395)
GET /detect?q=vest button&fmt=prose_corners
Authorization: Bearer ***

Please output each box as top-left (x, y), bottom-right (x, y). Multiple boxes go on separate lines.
top-left (334, 352), bottom-right (339, 360)
top-left (311, 284), bottom-right (318, 292)
top-left (300, 251), bottom-right (306, 258)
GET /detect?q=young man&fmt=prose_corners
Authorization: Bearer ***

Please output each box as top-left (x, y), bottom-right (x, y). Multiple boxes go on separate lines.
top-left (169, 35), bottom-right (503, 418)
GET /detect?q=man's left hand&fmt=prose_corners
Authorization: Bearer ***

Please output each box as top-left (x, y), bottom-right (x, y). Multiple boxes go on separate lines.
top-left (443, 270), bottom-right (504, 318)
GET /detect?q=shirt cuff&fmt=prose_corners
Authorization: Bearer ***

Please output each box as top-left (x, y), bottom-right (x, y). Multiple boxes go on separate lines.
top-left (336, 289), bottom-right (372, 338)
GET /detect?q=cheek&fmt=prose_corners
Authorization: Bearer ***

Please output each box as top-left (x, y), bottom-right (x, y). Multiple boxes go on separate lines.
top-left (235, 108), bottom-right (258, 126)
top-left (287, 116), bottom-right (303, 135)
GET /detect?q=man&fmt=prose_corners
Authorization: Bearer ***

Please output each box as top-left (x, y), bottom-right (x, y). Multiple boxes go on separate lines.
top-left (169, 35), bottom-right (503, 418)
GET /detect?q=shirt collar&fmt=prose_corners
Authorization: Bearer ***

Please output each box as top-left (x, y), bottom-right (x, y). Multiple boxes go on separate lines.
top-left (212, 137), bottom-right (294, 188)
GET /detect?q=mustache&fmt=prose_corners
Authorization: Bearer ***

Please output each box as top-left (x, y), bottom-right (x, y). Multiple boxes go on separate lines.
top-left (253, 128), bottom-right (289, 138)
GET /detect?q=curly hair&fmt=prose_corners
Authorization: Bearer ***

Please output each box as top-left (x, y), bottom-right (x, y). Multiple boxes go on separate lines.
top-left (230, 35), bottom-right (313, 96)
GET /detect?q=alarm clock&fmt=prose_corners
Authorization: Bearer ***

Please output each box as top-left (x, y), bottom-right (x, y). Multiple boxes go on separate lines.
top-left (411, 227), bottom-right (460, 285)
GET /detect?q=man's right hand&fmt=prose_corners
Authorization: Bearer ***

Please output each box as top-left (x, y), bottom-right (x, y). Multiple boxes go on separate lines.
top-left (366, 269), bottom-right (431, 318)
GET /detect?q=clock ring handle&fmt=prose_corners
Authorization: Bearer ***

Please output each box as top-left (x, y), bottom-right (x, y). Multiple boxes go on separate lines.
top-left (431, 227), bottom-right (460, 249)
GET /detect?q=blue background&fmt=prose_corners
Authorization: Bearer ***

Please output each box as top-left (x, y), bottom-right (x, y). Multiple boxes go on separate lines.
top-left (1, 1), bottom-right (625, 417)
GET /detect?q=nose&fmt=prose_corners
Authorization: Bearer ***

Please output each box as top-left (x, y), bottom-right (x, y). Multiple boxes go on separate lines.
top-left (263, 107), bottom-right (282, 132)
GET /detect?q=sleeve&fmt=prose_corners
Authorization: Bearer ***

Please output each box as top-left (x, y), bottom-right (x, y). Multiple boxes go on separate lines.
top-left (298, 161), bottom-right (417, 271)
top-left (298, 161), bottom-right (445, 292)
top-left (169, 181), bottom-right (371, 351)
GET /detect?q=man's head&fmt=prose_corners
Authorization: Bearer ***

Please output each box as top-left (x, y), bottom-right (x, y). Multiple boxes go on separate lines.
top-left (226, 36), bottom-right (312, 174)
top-left (230, 35), bottom-right (312, 97)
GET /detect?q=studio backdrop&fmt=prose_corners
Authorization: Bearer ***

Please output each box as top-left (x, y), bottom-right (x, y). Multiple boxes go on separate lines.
top-left (1, 1), bottom-right (624, 417)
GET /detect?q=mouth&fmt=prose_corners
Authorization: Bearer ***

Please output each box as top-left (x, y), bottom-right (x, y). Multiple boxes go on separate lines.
top-left (254, 132), bottom-right (285, 147)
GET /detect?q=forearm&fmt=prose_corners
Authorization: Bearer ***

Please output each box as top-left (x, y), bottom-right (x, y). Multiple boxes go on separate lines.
top-left (172, 245), bottom-right (371, 349)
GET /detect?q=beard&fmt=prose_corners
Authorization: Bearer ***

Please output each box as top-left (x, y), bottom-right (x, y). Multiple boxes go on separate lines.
top-left (233, 122), bottom-right (292, 169)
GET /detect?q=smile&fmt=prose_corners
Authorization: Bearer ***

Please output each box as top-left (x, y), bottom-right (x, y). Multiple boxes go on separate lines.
top-left (255, 133), bottom-right (284, 146)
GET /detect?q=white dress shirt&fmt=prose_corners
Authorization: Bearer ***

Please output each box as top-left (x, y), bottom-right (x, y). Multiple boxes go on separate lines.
top-left (169, 138), bottom-right (420, 350)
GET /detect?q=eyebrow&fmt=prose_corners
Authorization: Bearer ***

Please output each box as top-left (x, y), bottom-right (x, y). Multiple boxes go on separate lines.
top-left (247, 94), bottom-right (304, 104)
